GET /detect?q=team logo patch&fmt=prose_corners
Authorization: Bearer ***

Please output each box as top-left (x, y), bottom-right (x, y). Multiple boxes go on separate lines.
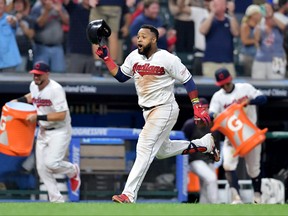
top-left (32, 98), bottom-right (52, 108)
top-left (132, 63), bottom-right (165, 76)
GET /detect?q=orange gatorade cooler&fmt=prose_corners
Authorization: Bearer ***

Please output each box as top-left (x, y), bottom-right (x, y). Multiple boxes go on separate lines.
top-left (0, 102), bottom-right (37, 156)
top-left (211, 102), bottom-right (268, 157)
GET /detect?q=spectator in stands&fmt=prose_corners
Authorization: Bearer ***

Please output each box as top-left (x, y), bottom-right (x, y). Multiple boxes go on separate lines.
top-left (168, 0), bottom-right (198, 53)
top-left (130, 0), bottom-right (167, 51)
top-left (273, 0), bottom-right (288, 73)
top-left (10, 0), bottom-right (35, 72)
top-left (274, 0), bottom-right (288, 25)
top-left (89, 0), bottom-right (126, 62)
top-left (200, 0), bottom-right (239, 77)
top-left (130, 0), bottom-right (144, 24)
top-left (117, 3), bottom-right (132, 64)
top-left (63, 0), bottom-right (100, 75)
top-left (239, 4), bottom-right (262, 77)
top-left (166, 27), bottom-right (177, 53)
top-left (187, 0), bottom-right (210, 76)
top-left (234, 0), bottom-right (253, 23)
top-left (30, 0), bottom-right (69, 73)
top-left (182, 97), bottom-right (219, 204)
top-left (252, 2), bottom-right (287, 79)
top-left (0, 0), bottom-right (21, 72)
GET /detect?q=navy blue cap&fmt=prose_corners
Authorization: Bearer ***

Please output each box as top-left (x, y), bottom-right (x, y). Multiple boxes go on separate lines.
top-left (29, 61), bottom-right (50, 75)
top-left (214, 68), bottom-right (232, 86)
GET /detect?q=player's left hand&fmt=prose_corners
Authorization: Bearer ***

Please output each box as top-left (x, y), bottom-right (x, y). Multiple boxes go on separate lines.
top-left (236, 98), bottom-right (250, 107)
top-left (26, 113), bottom-right (37, 123)
top-left (96, 45), bottom-right (110, 61)
top-left (193, 104), bottom-right (211, 126)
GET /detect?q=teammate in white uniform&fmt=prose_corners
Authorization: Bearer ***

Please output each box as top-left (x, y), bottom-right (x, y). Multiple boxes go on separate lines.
top-left (94, 24), bottom-right (220, 203)
top-left (209, 68), bottom-right (267, 204)
top-left (15, 61), bottom-right (80, 202)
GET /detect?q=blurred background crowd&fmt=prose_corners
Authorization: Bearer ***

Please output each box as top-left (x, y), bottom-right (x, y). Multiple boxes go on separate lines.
top-left (1, 0), bottom-right (288, 79)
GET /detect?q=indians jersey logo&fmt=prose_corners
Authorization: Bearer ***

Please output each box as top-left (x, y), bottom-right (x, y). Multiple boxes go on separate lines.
top-left (32, 98), bottom-right (52, 108)
top-left (132, 63), bottom-right (165, 76)
top-left (224, 96), bottom-right (248, 109)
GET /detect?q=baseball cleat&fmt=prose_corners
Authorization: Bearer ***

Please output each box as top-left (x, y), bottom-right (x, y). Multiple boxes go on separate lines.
top-left (70, 164), bottom-right (81, 192)
top-left (231, 199), bottom-right (244, 204)
top-left (253, 192), bottom-right (262, 204)
top-left (112, 194), bottom-right (131, 203)
top-left (202, 133), bottom-right (220, 162)
top-left (231, 188), bottom-right (243, 204)
top-left (183, 133), bottom-right (220, 162)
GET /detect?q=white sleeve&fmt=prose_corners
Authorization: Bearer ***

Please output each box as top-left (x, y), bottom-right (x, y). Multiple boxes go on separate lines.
top-left (52, 87), bottom-right (69, 112)
top-left (244, 83), bottom-right (263, 99)
top-left (120, 52), bottom-right (135, 78)
top-left (167, 55), bottom-right (192, 84)
top-left (209, 92), bottom-right (222, 114)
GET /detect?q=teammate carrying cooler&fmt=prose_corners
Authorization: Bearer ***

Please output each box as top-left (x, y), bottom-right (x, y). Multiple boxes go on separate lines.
top-left (209, 68), bottom-right (267, 204)
top-left (13, 61), bottom-right (81, 203)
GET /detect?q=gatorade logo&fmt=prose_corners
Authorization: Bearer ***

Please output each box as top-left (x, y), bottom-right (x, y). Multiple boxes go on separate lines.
top-left (227, 115), bottom-right (243, 132)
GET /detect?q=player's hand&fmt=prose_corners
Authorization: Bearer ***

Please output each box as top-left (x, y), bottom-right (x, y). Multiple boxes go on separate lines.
top-left (236, 98), bottom-right (250, 107)
top-left (193, 103), bottom-right (211, 126)
top-left (26, 113), bottom-right (37, 123)
top-left (96, 45), bottom-right (110, 61)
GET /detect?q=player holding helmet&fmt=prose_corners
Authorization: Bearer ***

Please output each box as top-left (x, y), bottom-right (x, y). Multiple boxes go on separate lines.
top-left (89, 22), bottom-right (220, 203)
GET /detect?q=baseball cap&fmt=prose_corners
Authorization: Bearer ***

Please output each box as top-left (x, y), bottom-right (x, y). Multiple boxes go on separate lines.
top-left (29, 61), bottom-right (50, 75)
top-left (214, 68), bottom-right (232, 86)
top-left (245, 4), bottom-right (261, 17)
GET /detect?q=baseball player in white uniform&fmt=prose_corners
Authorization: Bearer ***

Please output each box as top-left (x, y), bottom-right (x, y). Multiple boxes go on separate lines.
top-left (94, 24), bottom-right (220, 203)
top-left (209, 68), bottom-right (267, 204)
top-left (15, 61), bottom-right (80, 203)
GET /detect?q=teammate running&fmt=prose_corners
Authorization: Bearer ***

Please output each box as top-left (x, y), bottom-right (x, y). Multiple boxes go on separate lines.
top-left (93, 24), bottom-right (220, 203)
top-left (209, 67), bottom-right (267, 204)
top-left (14, 61), bottom-right (80, 203)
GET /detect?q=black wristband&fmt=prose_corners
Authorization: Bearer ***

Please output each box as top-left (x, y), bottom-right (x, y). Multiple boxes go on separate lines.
top-left (37, 115), bottom-right (48, 121)
top-left (17, 96), bottom-right (28, 103)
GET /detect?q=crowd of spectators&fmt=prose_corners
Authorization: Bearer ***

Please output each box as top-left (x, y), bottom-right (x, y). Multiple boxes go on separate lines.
top-left (1, 0), bottom-right (288, 79)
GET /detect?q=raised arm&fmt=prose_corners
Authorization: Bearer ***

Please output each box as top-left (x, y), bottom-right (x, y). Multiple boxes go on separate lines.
top-left (95, 46), bottom-right (130, 82)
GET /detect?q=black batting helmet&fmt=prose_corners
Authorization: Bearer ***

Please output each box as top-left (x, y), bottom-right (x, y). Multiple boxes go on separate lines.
top-left (86, 19), bottom-right (111, 45)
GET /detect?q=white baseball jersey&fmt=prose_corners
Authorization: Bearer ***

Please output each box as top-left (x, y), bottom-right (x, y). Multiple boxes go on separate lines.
top-left (29, 79), bottom-right (71, 129)
top-left (210, 83), bottom-right (263, 181)
top-left (30, 79), bottom-right (75, 202)
top-left (209, 83), bottom-right (264, 124)
top-left (120, 49), bottom-right (192, 108)
top-left (118, 49), bottom-right (217, 203)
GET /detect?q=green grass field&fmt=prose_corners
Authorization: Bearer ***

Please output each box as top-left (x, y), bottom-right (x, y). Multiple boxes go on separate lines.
top-left (0, 202), bottom-right (287, 216)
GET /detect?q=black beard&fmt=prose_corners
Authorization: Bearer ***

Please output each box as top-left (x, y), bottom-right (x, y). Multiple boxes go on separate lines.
top-left (138, 43), bottom-right (151, 56)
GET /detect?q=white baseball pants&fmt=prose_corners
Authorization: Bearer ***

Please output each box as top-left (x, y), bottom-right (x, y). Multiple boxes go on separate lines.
top-left (123, 101), bottom-right (198, 202)
top-left (36, 126), bottom-right (76, 202)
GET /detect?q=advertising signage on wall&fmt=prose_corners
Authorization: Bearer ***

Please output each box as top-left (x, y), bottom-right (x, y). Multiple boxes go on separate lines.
top-left (1, 74), bottom-right (288, 98)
